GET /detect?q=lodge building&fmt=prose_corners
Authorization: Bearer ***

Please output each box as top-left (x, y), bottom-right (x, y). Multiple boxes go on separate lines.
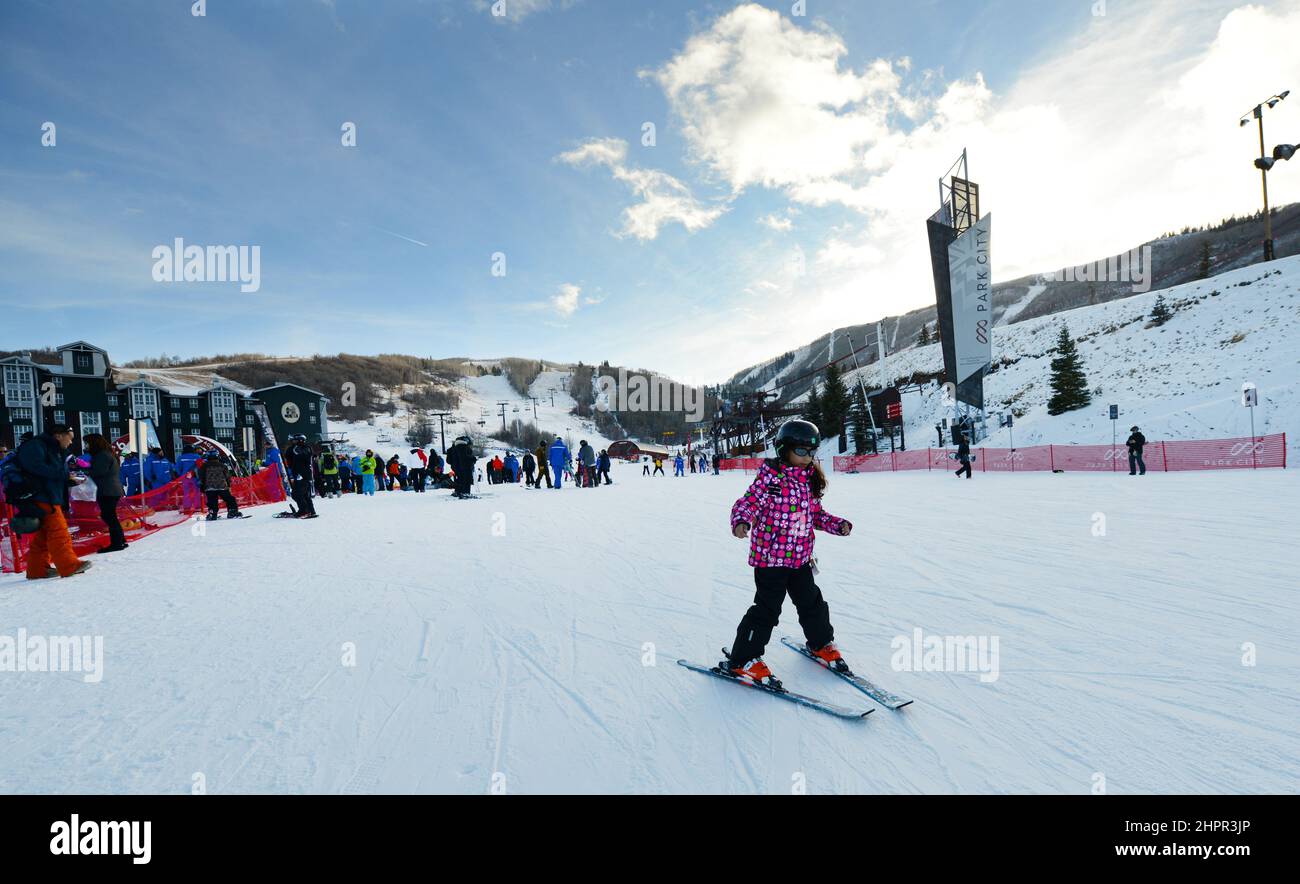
top-left (0, 341), bottom-right (330, 457)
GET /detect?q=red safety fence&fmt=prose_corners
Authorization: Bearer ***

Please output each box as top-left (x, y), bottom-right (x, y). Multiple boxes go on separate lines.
top-left (717, 458), bottom-right (767, 473)
top-left (829, 433), bottom-right (1287, 475)
top-left (1, 467), bottom-right (285, 574)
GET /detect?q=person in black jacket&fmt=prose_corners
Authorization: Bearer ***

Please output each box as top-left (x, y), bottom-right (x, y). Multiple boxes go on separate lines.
top-left (197, 450), bottom-right (244, 519)
top-left (286, 434), bottom-right (318, 517)
top-left (1126, 426), bottom-right (1147, 476)
top-left (954, 430), bottom-right (973, 479)
top-left (522, 451), bottom-right (536, 487)
top-left (446, 436), bottom-right (476, 498)
top-left (598, 449), bottom-right (612, 485)
top-left (82, 434), bottom-right (128, 553)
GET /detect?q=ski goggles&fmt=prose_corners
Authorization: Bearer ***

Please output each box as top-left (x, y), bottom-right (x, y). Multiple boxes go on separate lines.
top-left (786, 446), bottom-right (817, 458)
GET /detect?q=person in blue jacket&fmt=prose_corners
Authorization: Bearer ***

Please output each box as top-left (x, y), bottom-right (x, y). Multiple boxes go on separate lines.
top-left (548, 436), bottom-right (569, 490)
top-left (144, 447), bottom-right (177, 490)
top-left (175, 444), bottom-right (203, 478)
top-left (674, 453), bottom-right (685, 477)
top-left (119, 451), bottom-right (143, 496)
top-left (505, 452), bottom-right (520, 484)
top-left (175, 444), bottom-right (204, 511)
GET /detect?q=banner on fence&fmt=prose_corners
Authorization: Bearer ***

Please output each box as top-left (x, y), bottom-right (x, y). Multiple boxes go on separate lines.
top-left (826, 434), bottom-right (1287, 475)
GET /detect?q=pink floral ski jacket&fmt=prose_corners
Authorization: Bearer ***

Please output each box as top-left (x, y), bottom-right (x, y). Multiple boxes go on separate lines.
top-left (730, 461), bottom-right (851, 569)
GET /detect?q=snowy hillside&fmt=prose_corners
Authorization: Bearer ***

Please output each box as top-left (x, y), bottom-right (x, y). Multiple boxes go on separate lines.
top-left (2, 467), bottom-right (1296, 793)
top-left (837, 256), bottom-right (1299, 458)
top-left (329, 368), bottom-right (622, 459)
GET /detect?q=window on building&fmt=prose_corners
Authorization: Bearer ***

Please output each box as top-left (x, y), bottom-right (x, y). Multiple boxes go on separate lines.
top-left (54, 376), bottom-right (64, 388)
top-left (189, 399), bottom-right (199, 408)
top-left (75, 353), bottom-right (92, 370)
top-left (309, 401), bottom-right (316, 412)
top-left (190, 412), bottom-right (200, 423)
top-left (107, 394), bottom-right (120, 406)
top-left (171, 412), bottom-right (182, 423)
top-left (210, 390), bottom-right (237, 428)
top-left (53, 410), bottom-right (66, 423)
top-left (130, 386), bottom-right (159, 420)
top-left (109, 410), bottom-right (121, 421)
top-left (80, 412), bottom-right (103, 436)
top-left (3, 364), bottom-right (36, 406)
top-left (55, 393), bottom-right (64, 406)
top-left (109, 426), bottom-right (122, 439)
top-left (10, 407), bottom-right (34, 421)
top-left (12, 424), bottom-right (33, 440)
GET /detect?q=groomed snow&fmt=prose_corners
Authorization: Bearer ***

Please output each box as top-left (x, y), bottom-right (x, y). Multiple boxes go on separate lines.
top-left (1, 467), bottom-right (1296, 794)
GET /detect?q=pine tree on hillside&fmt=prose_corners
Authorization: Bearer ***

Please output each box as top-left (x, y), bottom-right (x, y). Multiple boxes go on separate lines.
top-left (917, 325), bottom-right (931, 346)
top-left (1149, 294), bottom-right (1173, 327)
top-left (818, 362), bottom-right (852, 438)
top-left (850, 385), bottom-right (874, 455)
top-left (803, 386), bottom-right (825, 434)
top-left (1046, 325), bottom-right (1092, 416)
top-left (1197, 240), bottom-right (1213, 280)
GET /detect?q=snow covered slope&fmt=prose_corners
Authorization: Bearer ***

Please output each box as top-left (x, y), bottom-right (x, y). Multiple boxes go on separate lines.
top-left (327, 368), bottom-right (620, 458)
top-left (2, 468), bottom-right (1296, 794)
top-left (847, 256), bottom-right (1299, 459)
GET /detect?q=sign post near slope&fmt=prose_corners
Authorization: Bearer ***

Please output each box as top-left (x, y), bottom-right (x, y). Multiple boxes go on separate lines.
top-left (1109, 404), bottom-right (1120, 472)
top-left (1243, 383), bottom-right (1259, 469)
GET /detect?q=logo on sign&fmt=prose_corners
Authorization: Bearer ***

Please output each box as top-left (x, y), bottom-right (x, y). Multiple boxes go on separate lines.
top-left (281, 402), bottom-right (301, 424)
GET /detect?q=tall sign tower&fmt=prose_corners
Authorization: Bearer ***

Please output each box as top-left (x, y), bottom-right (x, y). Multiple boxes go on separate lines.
top-left (926, 150), bottom-right (992, 419)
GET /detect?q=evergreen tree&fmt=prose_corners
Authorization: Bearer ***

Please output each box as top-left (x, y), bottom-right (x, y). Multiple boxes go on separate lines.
top-left (405, 416), bottom-right (434, 448)
top-left (803, 385), bottom-right (825, 433)
top-left (1197, 240), bottom-right (1213, 279)
top-left (1046, 325), bottom-right (1092, 415)
top-left (1149, 294), bottom-right (1173, 327)
top-left (818, 362), bottom-right (852, 438)
top-left (916, 324), bottom-right (931, 346)
top-left (850, 385), bottom-right (873, 455)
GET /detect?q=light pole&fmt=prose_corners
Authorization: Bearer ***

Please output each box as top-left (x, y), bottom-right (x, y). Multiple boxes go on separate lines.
top-left (1239, 91), bottom-right (1290, 261)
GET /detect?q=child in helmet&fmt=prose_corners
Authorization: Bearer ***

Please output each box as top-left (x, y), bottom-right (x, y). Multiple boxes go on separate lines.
top-left (723, 419), bottom-right (852, 686)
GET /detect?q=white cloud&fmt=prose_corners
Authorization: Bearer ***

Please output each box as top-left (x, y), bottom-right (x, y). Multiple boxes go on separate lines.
top-left (637, 0), bottom-right (1300, 378)
top-left (557, 138), bottom-right (729, 240)
top-left (476, 0), bottom-right (579, 24)
top-left (551, 283), bottom-right (582, 316)
top-left (759, 213), bottom-right (793, 232)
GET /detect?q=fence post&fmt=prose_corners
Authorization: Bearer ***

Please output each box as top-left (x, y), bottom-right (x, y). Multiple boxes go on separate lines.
top-left (1161, 441), bottom-right (1168, 472)
top-left (927, 448), bottom-right (932, 471)
top-left (1049, 445), bottom-right (1055, 472)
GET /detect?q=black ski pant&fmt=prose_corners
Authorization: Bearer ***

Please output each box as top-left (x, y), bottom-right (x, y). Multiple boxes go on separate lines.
top-left (600, 468), bottom-right (611, 485)
top-left (410, 468), bottom-right (426, 491)
top-left (729, 563), bottom-right (833, 664)
top-left (291, 477), bottom-right (316, 515)
top-left (206, 488), bottom-right (239, 517)
top-left (955, 457), bottom-right (972, 478)
top-left (524, 468), bottom-right (535, 487)
top-left (1129, 451), bottom-right (1146, 475)
top-left (97, 496), bottom-right (126, 547)
top-left (537, 467), bottom-right (552, 488)
top-left (453, 472), bottom-right (473, 496)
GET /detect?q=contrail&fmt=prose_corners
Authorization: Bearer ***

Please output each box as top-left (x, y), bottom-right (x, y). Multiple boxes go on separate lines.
top-left (375, 226), bottom-right (429, 248)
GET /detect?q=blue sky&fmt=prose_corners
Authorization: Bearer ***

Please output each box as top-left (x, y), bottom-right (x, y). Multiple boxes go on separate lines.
top-left (2, 0), bottom-right (1298, 383)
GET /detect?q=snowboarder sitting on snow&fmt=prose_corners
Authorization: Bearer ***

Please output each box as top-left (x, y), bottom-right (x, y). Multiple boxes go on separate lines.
top-left (1126, 426), bottom-right (1147, 476)
top-left (722, 419), bottom-right (852, 686)
top-left (197, 451), bottom-right (243, 520)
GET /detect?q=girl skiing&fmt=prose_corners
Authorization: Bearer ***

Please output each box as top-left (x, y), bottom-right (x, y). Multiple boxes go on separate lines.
top-left (723, 420), bottom-right (852, 685)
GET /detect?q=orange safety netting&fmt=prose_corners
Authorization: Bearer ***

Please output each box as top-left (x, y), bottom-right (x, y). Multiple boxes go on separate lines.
top-left (1, 467), bottom-right (285, 574)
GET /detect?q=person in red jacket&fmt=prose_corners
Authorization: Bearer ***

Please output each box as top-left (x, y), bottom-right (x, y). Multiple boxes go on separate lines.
top-left (722, 420), bottom-right (851, 686)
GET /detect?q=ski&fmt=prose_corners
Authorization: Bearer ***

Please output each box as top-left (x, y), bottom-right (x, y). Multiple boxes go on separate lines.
top-left (676, 660), bottom-right (871, 720)
top-left (780, 637), bottom-right (913, 710)
top-left (204, 514), bottom-right (252, 521)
